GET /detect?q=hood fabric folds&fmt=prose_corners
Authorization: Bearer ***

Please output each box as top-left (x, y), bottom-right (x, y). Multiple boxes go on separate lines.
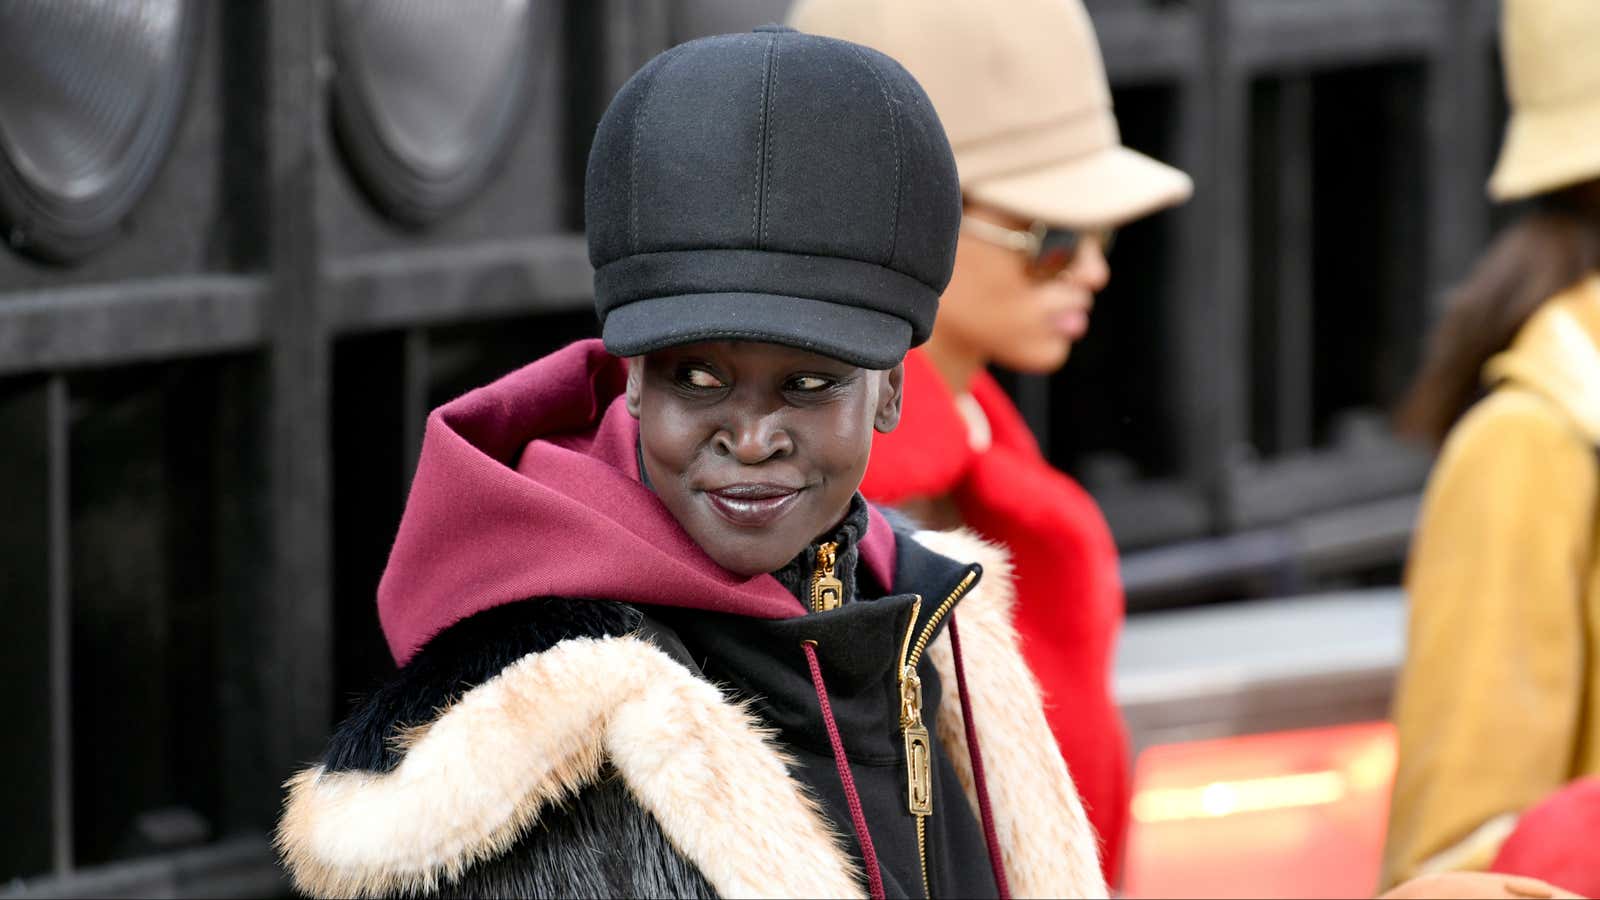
top-left (377, 338), bottom-right (898, 666)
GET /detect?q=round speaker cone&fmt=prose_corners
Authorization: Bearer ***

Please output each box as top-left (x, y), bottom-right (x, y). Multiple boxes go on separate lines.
top-left (0, 0), bottom-right (198, 262)
top-left (331, 0), bottom-right (534, 226)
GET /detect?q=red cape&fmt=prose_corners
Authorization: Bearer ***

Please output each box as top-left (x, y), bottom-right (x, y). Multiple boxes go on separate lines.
top-left (863, 349), bottom-right (1130, 886)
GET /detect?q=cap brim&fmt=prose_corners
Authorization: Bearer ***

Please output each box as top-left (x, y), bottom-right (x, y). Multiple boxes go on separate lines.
top-left (602, 292), bottom-right (912, 370)
top-left (964, 145), bottom-right (1193, 229)
top-left (1488, 94), bottom-right (1600, 202)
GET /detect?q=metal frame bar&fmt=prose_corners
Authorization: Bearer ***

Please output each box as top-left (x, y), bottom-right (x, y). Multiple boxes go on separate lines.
top-left (0, 278), bottom-right (266, 377)
top-left (0, 382), bottom-right (56, 878)
top-left (4, 836), bottom-right (282, 900)
top-left (1122, 492), bottom-right (1418, 608)
top-left (1270, 77), bottom-right (1316, 455)
top-left (1162, 21), bottom-right (1220, 520)
top-left (325, 235), bottom-right (593, 333)
top-left (262, 0), bottom-right (332, 782)
top-left (1425, 0), bottom-right (1496, 313)
top-left (1209, 0), bottom-right (1253, 524)
top-left (402, 329), bottom-right (431, 483)
top-left (1095, 3), bottom-right (1203, 85)
top-left (47, 376), bottom-right (71, 875)
top-left (1097, 480), bottom-right (1214, 550)
top-left (1231, 0), bottom-right (1447, 72)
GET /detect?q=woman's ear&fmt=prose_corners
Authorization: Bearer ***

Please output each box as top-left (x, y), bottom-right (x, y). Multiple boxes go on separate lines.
top-left (874, 363), bottom-right (904, 433)
top-left (625, 357), bottom-right (644, 418)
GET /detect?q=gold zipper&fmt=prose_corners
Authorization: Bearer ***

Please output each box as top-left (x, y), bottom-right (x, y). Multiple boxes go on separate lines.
top-left (810, 541), bottom-right (843, 612)
top-left (897, 568), bottom-right (979, 898)
top-left (907, 569), bottom-right (977, 672)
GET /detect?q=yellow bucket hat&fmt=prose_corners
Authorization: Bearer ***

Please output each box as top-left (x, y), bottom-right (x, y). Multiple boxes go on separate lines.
top-left (1488, 0), bottom-right (1600, 202)
top-left (787, 0), bottom-right (1192, 230)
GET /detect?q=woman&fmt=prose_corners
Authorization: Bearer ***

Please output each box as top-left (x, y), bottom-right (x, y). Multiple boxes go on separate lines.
top-left (1382, 0), bottom-right (1600, 887)
top-left (789, 0), bottom-right (1192, 884)
top-left (274, 27), bottom-right (1104, 898)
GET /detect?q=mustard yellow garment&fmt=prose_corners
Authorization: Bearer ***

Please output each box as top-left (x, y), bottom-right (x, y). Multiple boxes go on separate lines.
top-left (1382, 277), bottom-right (1600, 889)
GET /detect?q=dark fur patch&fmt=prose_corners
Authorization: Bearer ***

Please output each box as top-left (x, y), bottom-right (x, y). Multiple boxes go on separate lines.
top-left (422, 770), bottom-right (719, 899)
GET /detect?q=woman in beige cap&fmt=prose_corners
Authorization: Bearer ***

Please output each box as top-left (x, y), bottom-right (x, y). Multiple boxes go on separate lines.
top-left (1383, 0), bottom-right (1600, 889)
top-left (788, 0), bottom-right (1191, 887)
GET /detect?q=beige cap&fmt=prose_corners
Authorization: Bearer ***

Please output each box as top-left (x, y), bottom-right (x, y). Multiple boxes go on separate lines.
top-left (1489, 0), bottom-right (1600, 202)
top-left (787, 0), bottom-right (1192, 229)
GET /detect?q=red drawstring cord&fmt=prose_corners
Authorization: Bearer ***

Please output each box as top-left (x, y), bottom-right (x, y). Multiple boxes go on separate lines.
top-left (802, 640), bottom-right (887, 900)
top-left (949, 616), bottom-right (1012, 899)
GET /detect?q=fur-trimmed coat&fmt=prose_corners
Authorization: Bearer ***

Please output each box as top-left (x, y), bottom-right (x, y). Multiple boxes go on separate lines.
top-left (276, 530), bottom-right (1106, 898)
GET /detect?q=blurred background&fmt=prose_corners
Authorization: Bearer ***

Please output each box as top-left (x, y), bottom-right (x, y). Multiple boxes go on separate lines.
top-left (0, 0), bottom-right (1512, 896)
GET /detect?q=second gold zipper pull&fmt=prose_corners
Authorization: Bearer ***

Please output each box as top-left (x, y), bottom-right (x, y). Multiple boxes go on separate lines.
top-left (811, 541), bottom-right (843, 611)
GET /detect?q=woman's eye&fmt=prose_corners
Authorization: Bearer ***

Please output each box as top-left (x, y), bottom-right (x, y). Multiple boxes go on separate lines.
top-left (788, 375), bottom-right (832, 392)
top-left (682, 367), bottom-right (725, 389)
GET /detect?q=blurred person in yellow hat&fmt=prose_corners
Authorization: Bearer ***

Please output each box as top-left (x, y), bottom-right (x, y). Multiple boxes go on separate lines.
top-left (1384, 0), bottom-right (1600, 890)
top-left (788, 0), bottom-right (1192, 886)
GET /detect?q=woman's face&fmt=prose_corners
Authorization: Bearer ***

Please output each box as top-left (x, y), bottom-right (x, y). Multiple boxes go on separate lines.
top-left (938, 203), bottom-right (1112, 373)
top-left (628, 341), bottom-right (903, 577)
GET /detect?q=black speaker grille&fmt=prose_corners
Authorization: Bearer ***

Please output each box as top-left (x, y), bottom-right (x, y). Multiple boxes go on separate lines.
top-left (331, 0), bottom-right (535, 226)
top-left (0, 0), bottom-right (198, 263)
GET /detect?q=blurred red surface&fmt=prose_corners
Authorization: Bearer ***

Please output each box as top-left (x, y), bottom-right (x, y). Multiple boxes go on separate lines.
top-left (1121, 722), bottom-right (1397, 899)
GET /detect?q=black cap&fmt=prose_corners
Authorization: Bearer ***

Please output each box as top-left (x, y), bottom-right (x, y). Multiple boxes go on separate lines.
top-left (585, 26), bottom-right (961, 370)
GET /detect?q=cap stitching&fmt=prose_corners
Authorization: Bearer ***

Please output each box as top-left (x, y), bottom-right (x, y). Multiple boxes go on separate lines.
top-left (845, 43), bottom-right (903, 268)
top-left (630, 44), bottom-right (693, 255)
top-left (595, 245), bottom-right (947, 295)
top-left (762, 36), bottom-right (783, 248)
top-left (754, 34), bottom-right (777, 248)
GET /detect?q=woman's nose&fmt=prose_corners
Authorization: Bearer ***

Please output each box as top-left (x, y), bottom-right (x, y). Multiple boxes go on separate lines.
top-left (1068, 235), bottom-right (1111, 292)
top-left (713, 410), bottom-right (794, 463)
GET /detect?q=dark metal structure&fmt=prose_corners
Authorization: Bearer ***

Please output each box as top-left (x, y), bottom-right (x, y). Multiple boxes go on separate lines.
top-left (0, 1), bottom-right (1504, 895)
top-left (0, 1), bottom-right (203, 263)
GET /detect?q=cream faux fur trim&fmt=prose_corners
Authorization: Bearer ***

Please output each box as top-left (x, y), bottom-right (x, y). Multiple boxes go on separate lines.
top-left (279, 531), bottom-right (1106, 899)
top-left (275, 635), bottom-right (863, 899)
top-left (915, 529), bottom-right (1110, 899)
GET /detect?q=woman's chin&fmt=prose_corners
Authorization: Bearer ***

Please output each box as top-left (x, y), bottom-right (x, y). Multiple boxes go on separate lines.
top-left (996, 338), bottom-right (1075, 375)
top-left (696, 534), bottom-right (796, 579)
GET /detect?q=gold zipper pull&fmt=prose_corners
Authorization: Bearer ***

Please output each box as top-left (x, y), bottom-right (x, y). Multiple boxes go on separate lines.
top-left (900, 664), bottom-right (933, 816)
top-left (810, 541), bottom-right (843, 612)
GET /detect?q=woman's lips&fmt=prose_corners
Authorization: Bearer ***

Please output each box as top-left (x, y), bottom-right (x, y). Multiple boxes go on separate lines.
top-left (1053, 307), bottom-right (1090, 339)
top-left (704, 483), bottom-right (803, 528)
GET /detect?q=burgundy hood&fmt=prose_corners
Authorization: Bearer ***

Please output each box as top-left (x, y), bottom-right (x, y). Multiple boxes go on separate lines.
top-left (377, 339), bottom-right (897, 666)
